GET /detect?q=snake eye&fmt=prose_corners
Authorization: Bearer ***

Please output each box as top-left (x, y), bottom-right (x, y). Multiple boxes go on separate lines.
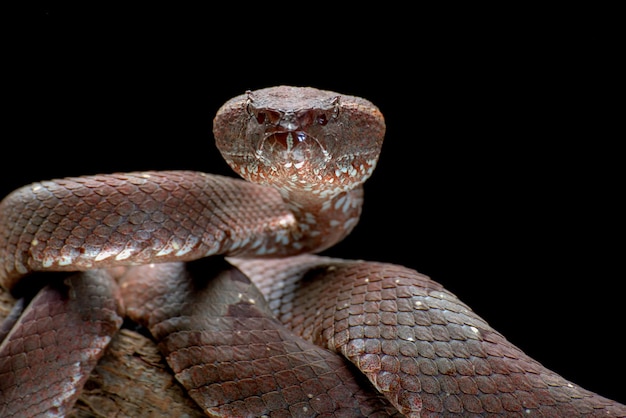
top-left (296, 107), bottom-right (337, 127)
top-left (250, 108), bottom-right (282, 126)
top-left (311, 97), bottom-right (341, 126)
top-left (255, 111), bottom-right (266, 124)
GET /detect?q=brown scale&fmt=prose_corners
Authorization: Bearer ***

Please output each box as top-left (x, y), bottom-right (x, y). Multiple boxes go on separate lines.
top-left (1, 86), bottom-right (624, 417)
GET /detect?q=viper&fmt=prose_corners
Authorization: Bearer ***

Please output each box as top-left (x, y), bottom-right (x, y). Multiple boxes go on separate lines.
top-left (1, 86), bottom-right (624, 417)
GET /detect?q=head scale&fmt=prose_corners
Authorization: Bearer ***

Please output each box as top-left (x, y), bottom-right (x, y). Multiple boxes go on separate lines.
top-left (213, 86), bottom-right (385, 198)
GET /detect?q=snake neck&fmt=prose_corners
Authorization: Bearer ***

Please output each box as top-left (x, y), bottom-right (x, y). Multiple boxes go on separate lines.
top-left (278, 186), bottom-right (364, 255)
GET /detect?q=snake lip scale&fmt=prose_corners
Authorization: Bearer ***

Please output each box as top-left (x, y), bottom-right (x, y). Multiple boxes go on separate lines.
top-left (1, 86), bottom-right (624, 417)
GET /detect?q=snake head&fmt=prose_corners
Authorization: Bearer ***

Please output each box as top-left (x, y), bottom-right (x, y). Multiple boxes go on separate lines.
top-left (213, 86), bottom-right (385, 198)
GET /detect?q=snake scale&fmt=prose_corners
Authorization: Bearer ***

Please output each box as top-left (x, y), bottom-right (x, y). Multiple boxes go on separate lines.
top-left (0, 86), bottom-right (624, 417)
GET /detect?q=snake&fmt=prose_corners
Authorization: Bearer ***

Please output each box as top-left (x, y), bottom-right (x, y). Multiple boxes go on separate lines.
top-left (0, 85), bottom-right (624, 417)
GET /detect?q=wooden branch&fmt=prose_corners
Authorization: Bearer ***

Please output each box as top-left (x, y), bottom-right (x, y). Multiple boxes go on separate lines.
top-left (0, 288), bottom-right (207, 417)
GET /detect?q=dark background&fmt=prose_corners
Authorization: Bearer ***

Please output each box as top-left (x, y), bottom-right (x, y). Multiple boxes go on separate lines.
top-left (4, 5), bottom-right (623, 405)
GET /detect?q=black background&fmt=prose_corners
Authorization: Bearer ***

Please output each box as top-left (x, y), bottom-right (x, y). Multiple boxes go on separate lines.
top-left (4, 5), bottom-right (623, 405)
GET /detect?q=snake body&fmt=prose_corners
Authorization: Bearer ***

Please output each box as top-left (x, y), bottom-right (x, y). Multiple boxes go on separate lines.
top-left (0, 86), bottom-right (624, 417)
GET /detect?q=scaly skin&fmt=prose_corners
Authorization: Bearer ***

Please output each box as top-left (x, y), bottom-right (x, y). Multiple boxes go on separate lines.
top-left (1, 86), bottom-right (624, 417)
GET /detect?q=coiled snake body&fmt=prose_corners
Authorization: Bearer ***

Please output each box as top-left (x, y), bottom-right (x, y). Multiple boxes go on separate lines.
top-left (0, 86), bottom-right (624, 417)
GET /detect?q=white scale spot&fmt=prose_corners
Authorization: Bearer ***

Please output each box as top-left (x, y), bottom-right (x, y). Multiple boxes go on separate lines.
top-left (250, 236), bottom-right (264, 249)
top-left (273, 231), bottom-right (290, 245)
top-left (115, 247), bottom-right (134, 261)
top-left (229, 239), bottom-right (242, 251)
top-left (31, 238), bottom-right (39, 246)
top-left (202, 240), bottom-right (221, 257)
top-left (470, 326), bottom-right (480, 335)
top-left (256, 245), bottom-right (278, 255)
top-left (95, 249), bottom-right (116, 262)
top-left (304, 212), bottom-right (316, 224)
top-left (157, 248), bottom-right (172, 257)
top-left (334, 195), bottom-right (346, 210)
top-left (175, 236), bottom-right (198, 256)
top-left (157, 239), bottom-right (181, 257)
top-left (42, 255), bottom-right (54, 268)
top-left (343, 217), bottom-right (358, 231)
top-left (231, 235), bottom-right (252, 251)
top-left (341, 195), bottom-right (352, 213)
top-left (57, 254), bottom-right (73, 266)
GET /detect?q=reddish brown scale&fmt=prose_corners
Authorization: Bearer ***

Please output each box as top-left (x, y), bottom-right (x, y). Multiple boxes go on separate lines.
top-left (119, 259), bottom-right (402, 417)
top-left (231, 254), bottom-right (626, 417)
top-left (1, 86), bottom-right (625, 417)
top-left (0, 270), bottom-right (123, 417)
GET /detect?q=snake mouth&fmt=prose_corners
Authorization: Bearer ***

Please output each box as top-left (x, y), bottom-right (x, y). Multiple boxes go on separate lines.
top-left (255, 130), bottom-right (331, 170)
